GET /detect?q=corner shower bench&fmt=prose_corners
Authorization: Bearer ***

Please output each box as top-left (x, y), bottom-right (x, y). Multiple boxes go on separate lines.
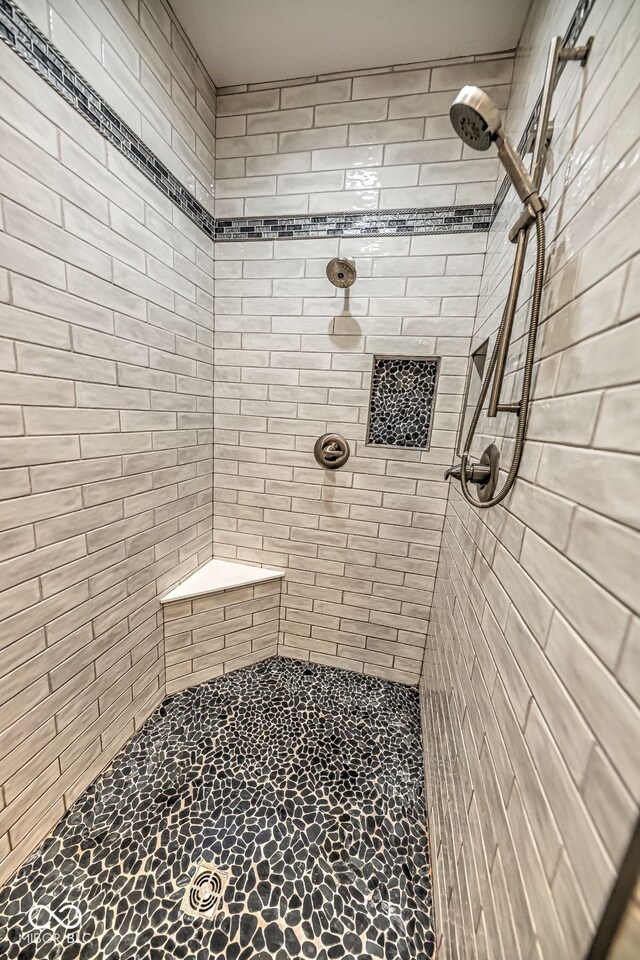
top-left (160, 559), bottom-right (285, 694)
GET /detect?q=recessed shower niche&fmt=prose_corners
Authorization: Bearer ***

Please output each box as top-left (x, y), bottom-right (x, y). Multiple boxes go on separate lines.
top-left (457, 338), bottom-right (489, 456)
top-left (366, 356), bottom-right (440, 449)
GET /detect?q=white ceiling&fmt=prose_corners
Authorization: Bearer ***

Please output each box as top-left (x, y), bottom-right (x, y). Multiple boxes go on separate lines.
top-left (171, 0), bottom-right (531, 88)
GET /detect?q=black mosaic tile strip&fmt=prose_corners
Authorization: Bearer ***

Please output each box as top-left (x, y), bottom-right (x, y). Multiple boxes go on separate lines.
top-left (0, 657), bottom-right (434, 960)
top-left (0, 0), bottom-right (216, 241)
top-left (215, 205), bottom-right (493, 242)
top-left (367, 357), bottom-right (439, 450)
top-left (2, 0), bottom-right (595, 243)
top-left (493, 0), bottom-right (597, 214)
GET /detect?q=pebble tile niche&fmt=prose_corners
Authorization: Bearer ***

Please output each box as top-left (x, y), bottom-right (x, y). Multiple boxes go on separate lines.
top-left (367, 358), bottom-right (439, 449)
top-left (0, 658), bottom-right (433, 960)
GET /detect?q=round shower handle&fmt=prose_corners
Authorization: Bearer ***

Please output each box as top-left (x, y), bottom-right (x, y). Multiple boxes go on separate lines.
top-left (314, 433), bottom-right (350, 470)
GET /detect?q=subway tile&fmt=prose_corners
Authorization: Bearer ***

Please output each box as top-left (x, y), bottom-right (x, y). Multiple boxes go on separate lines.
top-left (345, 165), bottom-right (419, 190)
top-left (0, 75), bottom-right (58, 156)
top-left (617, 618), bottom-right (640, 706)
top-left (277, 170), bottom-right (345, 194)
top-left (388, 90), bottom-right (461, 121)
top-left (217, 133), bottom-right (278, 159)
top-left (0, 234), bottom-right (66, 289)
top-left (0, 157), bottom-right (62, 224)
top-left (352, 69), bottom-right (430, 101)
top-left (536, 445), bottom-right (639, 531)
top-left (581, 744), bottom-right (637, 866)
top-left (67, 266), bottom-right (146, 321)
top-left (246, 151), bottom-right (311, 176)
top-left (217, 89), bottom-right (280, 116)
top-left (311, 144), bottom-right (383, 171)
top-left (348, 118), bottom-right (424, 146)
top-left (247, 107), bottom-right (313, 134)
top-left (524, 702), bottom-right (615, 920)
top-left (546, 613), bottom-right (640, 798)
top-left (430, 58), bottom-right (513, 91)
top-left (244, 194), bottom-right (309, 216)
top-left (385, 139), bottom-right (461, 165)
top-left (281, 79), bottom-right (351, 109)
top-left (315, 99), bottom-right (388, 127)
top-left (216, 175), bottom-right (277, 198)
top-left (307, 190), bottom-right (378, 213)
top-left (551, 852), bottom-right (595, 958)
top-left (567, 508), bottom-right (638, 614)
top-left (18, 342), bottom-right (117, 384)
top-left (594, 383), bottom-right (640, 454)
top-left (217, 116), bottom-right (246, 138)
top-left (279, 126), bottom-right (348, 153)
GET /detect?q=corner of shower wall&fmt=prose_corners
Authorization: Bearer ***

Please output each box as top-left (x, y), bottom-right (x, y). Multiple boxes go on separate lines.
top-left (0, 0), bottom-right (216, 886)
top-left (423, 0), bottom-right (640, 957)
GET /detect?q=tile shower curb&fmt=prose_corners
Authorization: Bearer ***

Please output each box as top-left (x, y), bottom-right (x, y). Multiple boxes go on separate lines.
top-left (1, 0), bottom-right (596, 243)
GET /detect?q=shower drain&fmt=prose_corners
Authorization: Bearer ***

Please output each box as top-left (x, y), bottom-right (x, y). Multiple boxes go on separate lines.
top-left (180, 861), bottom-right (228, 920)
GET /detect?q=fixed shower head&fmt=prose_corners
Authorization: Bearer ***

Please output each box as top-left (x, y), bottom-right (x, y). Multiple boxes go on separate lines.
top-left (450, 85), bottom-right (542, 208)
top-left (450, 85), bottom-right (502, 150)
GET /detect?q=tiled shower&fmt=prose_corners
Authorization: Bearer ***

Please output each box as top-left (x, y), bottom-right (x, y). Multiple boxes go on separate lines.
top-left (0, 0), bottom-right (638, 957)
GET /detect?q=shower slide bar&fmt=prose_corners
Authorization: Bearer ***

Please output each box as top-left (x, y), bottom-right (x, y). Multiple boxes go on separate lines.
top-left (489, 34), bottom-right (591, 418)
top-left (444, 33), bottom-right (592, 508)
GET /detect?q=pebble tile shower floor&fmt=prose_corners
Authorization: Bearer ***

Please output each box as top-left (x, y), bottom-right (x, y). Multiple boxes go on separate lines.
top-left (0, 657), bottom-right (433, 960)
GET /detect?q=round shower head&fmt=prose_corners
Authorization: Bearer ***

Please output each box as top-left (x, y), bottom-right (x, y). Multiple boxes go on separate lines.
top-left (450, 86), bottom-right (502, 151)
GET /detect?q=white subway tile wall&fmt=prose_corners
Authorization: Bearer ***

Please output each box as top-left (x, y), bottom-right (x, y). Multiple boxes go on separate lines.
top-left (21, 0), bottom-right (217, 211)
top-left (0, 0), bottom-right (215, 885)
top-left (213, 57), bottom-right (511, 682)
top-left (213, 230), bottom-right (488, 683)
top-left (163, 580), bottom-right (280, 694)
top-left (421, 0), bottom-right (640, 957)
top-left (215, 54), bottom-right (513, 217)
top-left (1, 4), bottom-right (638, 958)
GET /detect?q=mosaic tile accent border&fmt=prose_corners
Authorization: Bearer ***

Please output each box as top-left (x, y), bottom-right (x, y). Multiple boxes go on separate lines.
top-left (0, 0), bottom-right (216, 241)
top-left (2, 0), bottom-right (596, 242)
top-left (216, 205), bottom-right (493, 242)
top-left (367, 356), bottom-right (439, 450)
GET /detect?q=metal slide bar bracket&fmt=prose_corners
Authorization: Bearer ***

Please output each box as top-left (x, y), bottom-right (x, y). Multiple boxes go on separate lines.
top-left (530, 34), bottom-right (593, 190)
top-left (509, 197), bottom-right (548, 243)
top-left (559, 36), bottom-right (594, 64)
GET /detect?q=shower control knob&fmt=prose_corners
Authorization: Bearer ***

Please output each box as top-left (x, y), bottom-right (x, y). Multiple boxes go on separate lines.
top-left (444, 444), bottom-right (500, 503)
top-left (314, 433), bottom-right (350, 470)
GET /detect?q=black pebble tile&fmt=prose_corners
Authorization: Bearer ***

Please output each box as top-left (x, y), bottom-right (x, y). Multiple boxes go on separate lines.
top-left (0, 657), bottom-right (434, 959)
top-left (367, 357), bottom-right (439, 449)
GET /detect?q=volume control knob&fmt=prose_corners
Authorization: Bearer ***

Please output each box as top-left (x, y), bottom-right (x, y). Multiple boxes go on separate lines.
top-left (314, 434), bottom-right (350, 470)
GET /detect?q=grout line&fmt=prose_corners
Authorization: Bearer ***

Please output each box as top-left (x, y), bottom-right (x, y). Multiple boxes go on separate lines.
top-left (0, 0), bottom-right (598, 246)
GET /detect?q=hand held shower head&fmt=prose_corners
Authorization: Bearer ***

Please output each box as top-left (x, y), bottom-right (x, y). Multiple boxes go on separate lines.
top-left (450, 85), bottom-right (542, 209)
top-left (445, 36), bottom-right (591, 510)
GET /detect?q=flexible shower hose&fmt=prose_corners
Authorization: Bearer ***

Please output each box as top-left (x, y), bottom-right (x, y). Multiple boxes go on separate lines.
top-left (458, 209), bottom-right (546, 508)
